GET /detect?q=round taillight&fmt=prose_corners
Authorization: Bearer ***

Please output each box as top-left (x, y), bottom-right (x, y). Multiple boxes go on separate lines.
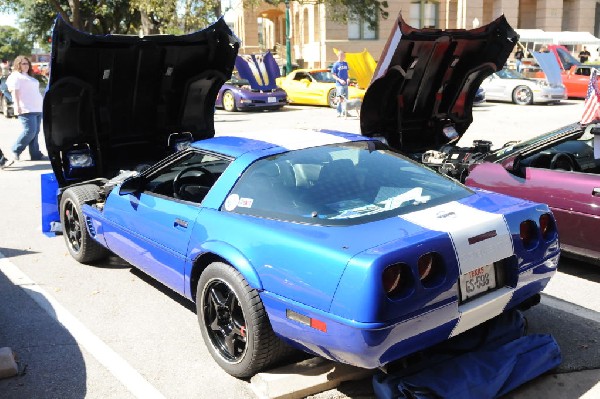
top-left (539, 213), bottom-right (556, 240)
top-left (418, 252), bottom-right (445, 288)
top-left (382, 265), bottom-right (402, 294)
top-left (520, 220), bottom-right (538, 249)
top-left (382, 263), bottom-right (413, 298)
top-left (418, 254), bottom-right (433, 280)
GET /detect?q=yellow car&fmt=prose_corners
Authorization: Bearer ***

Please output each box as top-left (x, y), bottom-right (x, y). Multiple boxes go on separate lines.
top-left (276, 69), bottom-right (366, 108)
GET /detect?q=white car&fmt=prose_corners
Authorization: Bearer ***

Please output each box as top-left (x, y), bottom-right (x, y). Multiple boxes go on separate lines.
top-left (481, 51), bottom-right (566, 105)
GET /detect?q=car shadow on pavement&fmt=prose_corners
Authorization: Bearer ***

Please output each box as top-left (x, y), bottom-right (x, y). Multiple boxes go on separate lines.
top-left (1, 163), bottom-right (52, 172)
top-left (558, 257), bottom-right (600, 284)
top-left (0, 247), bottom-right (38, 259)
top-left (0, 270), bottom-right (87, 398)
top-left (128, 266), bottom-right (196, 313)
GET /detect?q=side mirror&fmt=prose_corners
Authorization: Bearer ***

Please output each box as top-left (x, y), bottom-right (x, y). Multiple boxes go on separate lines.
top-left (300, 78), bottom-right (310, 85)
top-left (119, 175), bottom-right (143, 195)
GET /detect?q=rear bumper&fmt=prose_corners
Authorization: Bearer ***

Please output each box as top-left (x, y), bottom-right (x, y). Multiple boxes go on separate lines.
top-left (262, 253), bottom-right (559, 369)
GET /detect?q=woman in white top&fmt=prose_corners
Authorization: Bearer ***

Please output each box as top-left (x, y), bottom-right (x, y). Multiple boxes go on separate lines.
top-left (5, 55), bottom-right (44, 163)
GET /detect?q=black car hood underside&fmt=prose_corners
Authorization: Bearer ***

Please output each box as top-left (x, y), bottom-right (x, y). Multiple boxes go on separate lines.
top-left (361, 14), bottom-right (517, 154)
top-left (44, 16), bottom-right (239, 186)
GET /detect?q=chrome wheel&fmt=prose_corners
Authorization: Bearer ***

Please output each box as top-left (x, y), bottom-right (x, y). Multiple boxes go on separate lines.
top-left (512, 86), bottom-right (533, 105)
top-left (327, 89), bottom-right (337, 108)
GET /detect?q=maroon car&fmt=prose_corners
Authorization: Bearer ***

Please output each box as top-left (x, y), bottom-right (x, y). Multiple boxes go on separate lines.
top-left (462, 122), bottom-right (600, 264)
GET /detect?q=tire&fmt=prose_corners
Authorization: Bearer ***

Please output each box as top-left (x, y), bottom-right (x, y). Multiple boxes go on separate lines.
top-left (512, 86), bottom-right (533, 105)
top-left (327, 89), bottom-right (337, 108)
top-left (197, 262), bottom-right (291, 378)
top-left (60, 185), bottom-right (109, 264)
top-left (222, 91), bottom-right (237, 112)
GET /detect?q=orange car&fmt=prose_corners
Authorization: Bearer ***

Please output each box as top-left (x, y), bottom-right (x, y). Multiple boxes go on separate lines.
top-left (533, 45), bottom-right (597, 98)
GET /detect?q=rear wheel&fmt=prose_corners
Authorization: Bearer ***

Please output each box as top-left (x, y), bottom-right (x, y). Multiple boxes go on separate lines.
top-left (197, 262), bottom-right (291, 378)
top-left (512, 86), bottom-right (533, 105)
top-left (327, 89), bottom-right (337, 108)
top-left (222, 91), bottom-right (237, 112)
top-left (60, 185), bottom-right (109, 264)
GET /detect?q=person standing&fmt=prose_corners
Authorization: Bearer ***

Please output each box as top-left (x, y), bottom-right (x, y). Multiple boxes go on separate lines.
top-left (331, 51), bottom-right (349, 117)
top-left (514, 48), bottom-right (524, 73)
top-left (0, 59), bottom-right (10, 78)
top-left (5, 55), bottom-right (44, 165)
top-left (579, 46), bottom-right (591, 63)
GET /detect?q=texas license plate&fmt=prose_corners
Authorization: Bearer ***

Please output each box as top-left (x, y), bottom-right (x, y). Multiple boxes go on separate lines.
top-left (268, 96), bottom-right (276, 103)
top-left (459, 264), bottom-right (497, 301)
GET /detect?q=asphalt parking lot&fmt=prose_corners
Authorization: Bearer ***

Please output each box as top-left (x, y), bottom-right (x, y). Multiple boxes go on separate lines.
top-left (0, 99), bottom-right (599, 398)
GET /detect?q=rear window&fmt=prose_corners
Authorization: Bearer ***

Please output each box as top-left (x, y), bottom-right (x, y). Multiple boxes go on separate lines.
top-left (223, 141), bottom-right (472, 225)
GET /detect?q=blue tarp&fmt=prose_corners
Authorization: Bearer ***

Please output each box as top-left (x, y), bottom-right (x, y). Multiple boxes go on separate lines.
top-left (373, 310), bottom-right (561, 399)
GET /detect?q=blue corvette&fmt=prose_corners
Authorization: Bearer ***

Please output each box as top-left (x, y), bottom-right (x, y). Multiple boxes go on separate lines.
top-left (42, 15), bottom-right (559, 378)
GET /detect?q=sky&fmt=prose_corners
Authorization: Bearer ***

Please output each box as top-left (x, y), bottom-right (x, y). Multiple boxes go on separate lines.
top-left (0, 12), bottom-right (18, 28)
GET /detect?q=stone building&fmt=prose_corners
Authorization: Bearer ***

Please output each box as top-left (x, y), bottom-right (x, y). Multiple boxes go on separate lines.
top-left (223, 0), bottom-right (600, 68)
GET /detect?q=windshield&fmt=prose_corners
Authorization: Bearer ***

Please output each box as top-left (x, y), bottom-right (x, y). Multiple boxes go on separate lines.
top-left (225, 141), bottom-right (472, 225)
top-left (227, 72), bottom-right (250, 86)
top-left (485, 123), bottom-right (583, 162)
top-left (310, 71), bottom-right (336, 83)
top-left (496, 69), bottom-right (526, 79)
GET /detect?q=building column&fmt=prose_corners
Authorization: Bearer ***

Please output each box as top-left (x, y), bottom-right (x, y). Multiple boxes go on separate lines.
top-left (492, 0), bottom-right (519, 28)
top-left (567, 0), bottom-right (596, 33)
top-left (466, 0), bottom-right (484, 29)
top-left (536, 0), bottom-right (563, 31)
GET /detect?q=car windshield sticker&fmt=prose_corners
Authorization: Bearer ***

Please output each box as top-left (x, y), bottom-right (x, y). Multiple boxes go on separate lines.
top-left (400, 201), bottom-right (513, 273)
top-left (224, 194), bottom-right (239, 211)
top-left (238, 198), bottom-right (254, 208)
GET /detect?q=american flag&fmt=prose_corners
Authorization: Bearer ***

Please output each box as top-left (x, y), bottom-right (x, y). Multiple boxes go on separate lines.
top-left (581, 68), bottom-right (600, 124)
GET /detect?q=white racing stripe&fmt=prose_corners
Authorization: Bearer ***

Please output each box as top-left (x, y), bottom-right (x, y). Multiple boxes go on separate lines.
top-left (450, 287), bottom-right (514, 337)
top-left (401, 201), bottom-right (514, 273)
top-left (216, 129), bottom-right (351, 150)
top-left (0, 254), bottom-right (166, 399)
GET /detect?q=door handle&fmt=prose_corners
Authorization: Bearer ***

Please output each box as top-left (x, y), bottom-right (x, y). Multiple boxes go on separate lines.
top-left (593, 188), bottom-right (600, 196)
top-left (174, 218), bottom-right (188, 228)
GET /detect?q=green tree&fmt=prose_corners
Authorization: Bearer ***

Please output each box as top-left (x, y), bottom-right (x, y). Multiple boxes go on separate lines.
top-left (0, 0), bottom-right (224, 43)
top-left (0, 25), bottom-right (33, 62)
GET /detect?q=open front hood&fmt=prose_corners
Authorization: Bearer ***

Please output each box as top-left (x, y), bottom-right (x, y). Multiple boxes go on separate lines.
top-left (235, 52), bottom-right (281, 90)
top-left (44, 16), bottom-right (239, 187)
top-left (361, 14), bottom-right (517, 153)
top-left (532, 51), bottom-right (563, 87)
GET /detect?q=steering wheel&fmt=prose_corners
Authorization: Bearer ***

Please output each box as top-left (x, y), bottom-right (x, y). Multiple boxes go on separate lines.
top-left (549, 153), bottom-right (574, 171)
top-left (173, 166), bottom-right (217, 199)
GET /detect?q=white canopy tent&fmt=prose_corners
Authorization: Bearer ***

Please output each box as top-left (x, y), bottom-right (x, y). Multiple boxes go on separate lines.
top-left (515, 29), bottom-right (600, 46)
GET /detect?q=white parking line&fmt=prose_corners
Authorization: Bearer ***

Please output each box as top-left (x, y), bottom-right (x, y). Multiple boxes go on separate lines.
top-left (541, 294), bottom-right (600, 324)
top-left (0, 254), bottom-right (166, 399)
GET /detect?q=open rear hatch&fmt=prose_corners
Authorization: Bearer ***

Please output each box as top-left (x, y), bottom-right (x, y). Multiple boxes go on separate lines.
top-left (361, 14), bottom-right (517, 154)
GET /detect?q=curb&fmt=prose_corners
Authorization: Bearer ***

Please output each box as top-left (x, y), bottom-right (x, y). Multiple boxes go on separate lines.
top-left (0, 347), bottom-right (18, 379)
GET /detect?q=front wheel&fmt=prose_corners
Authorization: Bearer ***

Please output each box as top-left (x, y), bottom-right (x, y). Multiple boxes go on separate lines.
top-left (60, 185), bottom-right (109, 264)
top-left (222, 91), bottom-right (237, 112)
top-left (197, 262), bottom-right (290, 378)
top-left (512, 86), bottom-right (533, 105)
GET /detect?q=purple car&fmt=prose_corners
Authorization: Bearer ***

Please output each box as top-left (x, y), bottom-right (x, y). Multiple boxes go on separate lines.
top-left (215, 52), bottom-right (288, 111)
top-left (447, 122), bottom-right (600, 265)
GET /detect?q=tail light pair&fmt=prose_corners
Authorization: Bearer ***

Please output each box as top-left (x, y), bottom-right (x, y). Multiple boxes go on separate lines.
top-left (382, 253), bottom-right (445, 298)
top-left (520, 213), bottom-right (556, 249)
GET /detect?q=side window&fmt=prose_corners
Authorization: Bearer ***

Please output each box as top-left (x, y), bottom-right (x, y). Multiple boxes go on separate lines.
top-left (294, 72), bottom-right (308, 81)
top-left (144, 151), bottom-right (231, 202)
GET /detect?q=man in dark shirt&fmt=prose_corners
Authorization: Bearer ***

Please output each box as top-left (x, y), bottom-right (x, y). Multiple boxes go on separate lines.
top-left (579, 46), bottom-right (591, 63)
top-left (514, 48), bottom-right (524, 72)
